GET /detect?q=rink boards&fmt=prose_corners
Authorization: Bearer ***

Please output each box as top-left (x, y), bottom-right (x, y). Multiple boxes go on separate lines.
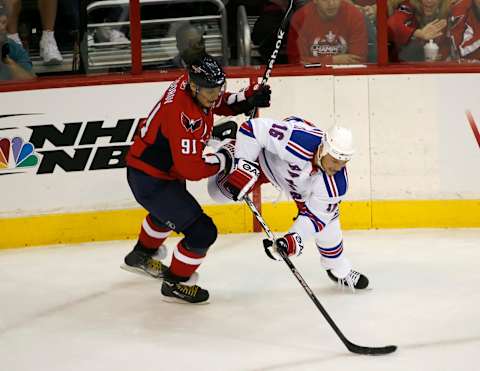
top-left (0, 74), bottom-right (479, 247)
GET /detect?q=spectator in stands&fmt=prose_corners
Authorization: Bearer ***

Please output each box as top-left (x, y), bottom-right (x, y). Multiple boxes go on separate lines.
top-left (93, 4), bottom-right (129, 44)
top-left (287, 0), bottom-right (368, 65)
top-left (0, 1), bottom-right (35, 80)
top-left (156, 22), bottom-right (206, 69)
top-left (360, 0), bottom-right (380, 62)
top-left (448, 0), bottom-right (480, 62)
top-left (172, 22), bottom-right (206, 67)
top-left (5, 0), bottom-right (63, 65)
top-left (251, 0), bottom-right (307, 64)
top-left (350, 0), bottom-right (377, 21)
top-left (387, 0), bottom-right (450, 61)
top-left (345, 0), bottom-right (378, 62)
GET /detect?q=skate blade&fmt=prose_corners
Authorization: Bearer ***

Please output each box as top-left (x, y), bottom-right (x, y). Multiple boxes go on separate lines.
top-left (120, 264), bottom-right (164, 279)
top-left (160, 296), bottom-right (210, 305)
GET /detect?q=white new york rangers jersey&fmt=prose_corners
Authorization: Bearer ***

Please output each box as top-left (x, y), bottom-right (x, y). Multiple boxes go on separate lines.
top-left (236, 116), bottom-right (349, 232)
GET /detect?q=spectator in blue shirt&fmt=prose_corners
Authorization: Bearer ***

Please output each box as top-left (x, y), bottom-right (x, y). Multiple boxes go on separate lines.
top-left (0, 1), bottom-right (35, 81)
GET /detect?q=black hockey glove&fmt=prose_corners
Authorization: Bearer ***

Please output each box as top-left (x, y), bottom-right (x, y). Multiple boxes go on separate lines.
top-left (212, 121), bottom-right (237, 141)
top-left (245, 84), bottom-right (271, 108)
top-left (226, 84), bottom-right (272, 114)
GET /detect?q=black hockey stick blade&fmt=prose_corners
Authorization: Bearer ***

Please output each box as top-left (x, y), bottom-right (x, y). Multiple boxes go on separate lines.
top-left (345, 341), bottom-right (397, 355)
top-left (245, 196), bottom-right (398, 356)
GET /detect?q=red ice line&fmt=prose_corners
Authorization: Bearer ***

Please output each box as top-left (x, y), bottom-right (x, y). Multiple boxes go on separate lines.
top-left (466, 111), bottom-right (480, 149)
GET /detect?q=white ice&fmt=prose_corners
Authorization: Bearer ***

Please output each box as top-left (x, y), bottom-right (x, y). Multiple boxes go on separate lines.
top-left (1, 229), bottom-right (479, 371)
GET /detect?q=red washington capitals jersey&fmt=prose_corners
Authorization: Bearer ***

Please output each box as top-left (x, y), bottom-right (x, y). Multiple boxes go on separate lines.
top-left (450, 0), bottom-right (480, 60)
top-left (126, 73), bottom-right (236, 181)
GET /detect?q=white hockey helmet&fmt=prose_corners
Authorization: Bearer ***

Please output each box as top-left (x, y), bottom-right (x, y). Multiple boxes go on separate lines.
top-left (321, 125), bottom-right (354, 161)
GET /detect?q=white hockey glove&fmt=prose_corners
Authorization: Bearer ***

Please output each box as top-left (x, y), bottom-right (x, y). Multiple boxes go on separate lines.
top-left (216, 140), bottom-right (236, 175)
top-left (263, 232), bottom-right (304, 261)
top-left (203, 140), bottom-right (235, 174)
top-left (221, 158), bottom-right (260, 201)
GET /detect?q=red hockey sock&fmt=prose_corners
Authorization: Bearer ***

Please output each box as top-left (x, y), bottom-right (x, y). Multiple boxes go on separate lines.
top-left (169, 241), bottom-right (206, 279)
top-left (138, 214), bottom-right (171, 249)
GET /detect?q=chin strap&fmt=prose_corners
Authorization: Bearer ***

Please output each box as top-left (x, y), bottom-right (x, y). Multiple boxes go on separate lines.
top-left (315, 146), bottom-right (325, 171)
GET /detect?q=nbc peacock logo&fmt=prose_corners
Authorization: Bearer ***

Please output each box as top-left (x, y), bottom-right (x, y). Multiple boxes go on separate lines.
top-left (0, 137), bottom-right (39, 171)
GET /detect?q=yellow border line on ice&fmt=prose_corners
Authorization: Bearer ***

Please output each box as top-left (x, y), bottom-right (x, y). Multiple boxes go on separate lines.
top-left (1, 199), bottom-right (479, 249)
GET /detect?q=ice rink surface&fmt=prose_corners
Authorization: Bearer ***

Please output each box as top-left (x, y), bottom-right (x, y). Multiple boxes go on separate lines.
top-left (1, 229), bottom-right (479, 371)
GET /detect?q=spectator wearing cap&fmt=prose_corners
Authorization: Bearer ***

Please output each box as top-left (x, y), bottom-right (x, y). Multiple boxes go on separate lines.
top-left (0, 1), bottom-right (35, 80)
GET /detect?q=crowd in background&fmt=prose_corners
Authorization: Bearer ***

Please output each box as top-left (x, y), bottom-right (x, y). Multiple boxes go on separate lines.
top-left (1, 0), bottom-right (480, 82)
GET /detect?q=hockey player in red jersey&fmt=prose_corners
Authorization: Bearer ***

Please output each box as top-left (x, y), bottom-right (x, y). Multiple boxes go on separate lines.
top-left (122, 54), bottom-right (271, 304)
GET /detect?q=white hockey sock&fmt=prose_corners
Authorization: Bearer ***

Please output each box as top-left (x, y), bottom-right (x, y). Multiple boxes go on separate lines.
top-left (320, 254), bottom-right (352, 279)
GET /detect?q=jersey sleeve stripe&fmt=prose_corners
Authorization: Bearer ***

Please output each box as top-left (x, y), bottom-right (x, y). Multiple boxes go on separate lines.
top-left (328, 175), bottom-right (338, 197)
top-left (322, 172), bottom-right (334, 197)
top-left (286, 146), bottom-right (311, 161)
top-left (333, 168), bottom-right (348, 196)
top-left (289, 129), bottom-right (323, 154)
top-left (239, 120), bottom-right (255, 138)
top-left (287, 140), bottom-right (314, 158)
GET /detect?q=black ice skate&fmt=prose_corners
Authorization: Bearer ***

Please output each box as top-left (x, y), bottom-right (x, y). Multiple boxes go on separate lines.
top-left (121, 243), bottom-right (168, 279)
top-left (161, 273), bottom-right (209, 304)
top-left (327, 269), bottom-right (369, 290)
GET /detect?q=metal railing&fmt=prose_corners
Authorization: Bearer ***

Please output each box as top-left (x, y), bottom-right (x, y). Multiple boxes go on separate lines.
top-left (236, 5), bottom-right (260, 66)
top-left (85, 0), bottom-right (229, 71)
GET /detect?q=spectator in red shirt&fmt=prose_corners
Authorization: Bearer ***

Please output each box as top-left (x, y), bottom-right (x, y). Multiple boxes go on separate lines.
top-left (388, 0), bottom-right (451, 61)
top-left (449, 0), bottom-right (480, 62)
top-left (286, 0), bottom-right (368, 65)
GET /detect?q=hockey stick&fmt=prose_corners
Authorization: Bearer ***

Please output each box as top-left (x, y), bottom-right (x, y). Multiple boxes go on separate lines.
top-left (242, 1), bottom-right (395, 354)
top-left (250, 0), bottom-right (295, 118)
top-left (243, 196), bottom-right (397, 355)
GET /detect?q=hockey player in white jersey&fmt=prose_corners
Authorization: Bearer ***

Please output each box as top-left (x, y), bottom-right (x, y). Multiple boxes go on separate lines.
top-left (209, 116), bottom-right (369, 290)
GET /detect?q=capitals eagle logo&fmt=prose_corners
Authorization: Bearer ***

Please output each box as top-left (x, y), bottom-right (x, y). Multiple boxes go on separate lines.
top-left (181, 112), bottom-right (203, 132)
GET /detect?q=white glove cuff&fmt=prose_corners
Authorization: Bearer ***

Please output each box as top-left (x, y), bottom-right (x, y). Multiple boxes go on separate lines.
top-left (214, 152), bottom-right (227, 172)
top-left (203, 153), bottom-right (226, 172)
